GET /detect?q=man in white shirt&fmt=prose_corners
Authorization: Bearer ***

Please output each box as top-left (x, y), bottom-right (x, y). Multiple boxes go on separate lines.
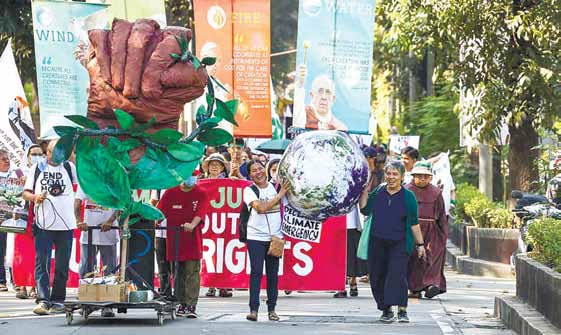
top-left (22, 140), bottom-right (77, 316)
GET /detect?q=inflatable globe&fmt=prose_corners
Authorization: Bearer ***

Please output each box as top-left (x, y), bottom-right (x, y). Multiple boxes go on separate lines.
top-left (278, 131), bottom-right (369, 220)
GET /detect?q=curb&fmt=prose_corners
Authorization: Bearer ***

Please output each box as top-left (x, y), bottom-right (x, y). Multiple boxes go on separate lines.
top-left (446, 241), bottom-right (515, 279)
top-left (495, 295), bottom-right (561, 335)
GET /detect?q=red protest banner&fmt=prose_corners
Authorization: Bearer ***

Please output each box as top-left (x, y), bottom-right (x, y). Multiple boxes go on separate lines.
top-left (198, 179), bottom-right (346, 291)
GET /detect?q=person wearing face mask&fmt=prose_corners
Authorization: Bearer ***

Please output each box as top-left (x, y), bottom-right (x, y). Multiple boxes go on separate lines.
top-left (157, 171), bottom-right (207, 318)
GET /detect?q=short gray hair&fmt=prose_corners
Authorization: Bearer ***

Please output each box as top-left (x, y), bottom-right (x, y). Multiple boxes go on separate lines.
top-left (384, 160), bottom-right (405, 176)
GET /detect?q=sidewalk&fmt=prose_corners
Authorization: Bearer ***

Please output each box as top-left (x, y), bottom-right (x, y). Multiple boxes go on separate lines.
top-left (0, 266), bottom-right (516, 335)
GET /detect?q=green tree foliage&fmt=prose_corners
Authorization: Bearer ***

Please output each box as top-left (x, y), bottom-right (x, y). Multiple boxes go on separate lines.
top-left (406, 80), bottom-right (459, 156)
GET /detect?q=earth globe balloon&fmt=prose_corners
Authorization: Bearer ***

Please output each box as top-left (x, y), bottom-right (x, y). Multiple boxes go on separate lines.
top-left (278, 131), bottom-right (369, 220)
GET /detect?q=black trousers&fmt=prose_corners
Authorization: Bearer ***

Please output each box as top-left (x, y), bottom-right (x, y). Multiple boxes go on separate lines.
top-left (155, 237), bottom-right (174, 298)
top-left (367, 237), bottom-right (409, 311)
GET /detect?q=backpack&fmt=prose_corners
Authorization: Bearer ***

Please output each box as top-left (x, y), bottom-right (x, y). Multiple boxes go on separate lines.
top-left (239, 184), bottom-right (259, 243)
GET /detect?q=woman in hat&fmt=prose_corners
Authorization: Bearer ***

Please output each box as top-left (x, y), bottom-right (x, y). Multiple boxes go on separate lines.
top-left (405, 161), bottom-right (448, 299)
top-left (202, 153), bottom-right (228, 179)
top-left (202, 153), bottom-right (233, 298)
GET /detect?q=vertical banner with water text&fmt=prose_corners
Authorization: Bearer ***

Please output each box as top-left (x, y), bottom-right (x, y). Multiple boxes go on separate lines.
top-left (32, 1), bottom-right (109, 139)
top-left (293, 0), bottom-right (376, 134)
top-left (193, 0), bottom-right (272, 138)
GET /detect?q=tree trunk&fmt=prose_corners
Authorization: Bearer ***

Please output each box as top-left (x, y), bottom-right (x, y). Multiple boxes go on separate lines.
top-left (508, 119), bottom-right (539, 192)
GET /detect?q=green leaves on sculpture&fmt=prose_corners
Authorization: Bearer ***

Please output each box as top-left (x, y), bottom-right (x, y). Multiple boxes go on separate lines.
top-left (75, 137), bottom-right (131, 211)
top-left (129, 147), bottom-right (201, 190)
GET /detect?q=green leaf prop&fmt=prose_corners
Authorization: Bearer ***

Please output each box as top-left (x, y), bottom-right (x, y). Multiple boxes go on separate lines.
top-left (76, 137), bottom-right (131, 210)
top-left (130, 116), bottom-right (157, 135)
top-left (106, 137), bottom-right (132, 169)
top-left (52, 134), bottom-right (76, 164)
top-left (193, 56), bottom-right (201, 71)
top-left (197, 128), bottom-right (233, 146)
top-left (215, 99), bottom-right (239, 126)
top-left (201, 57), bottom-right (216, 66)
top-left (114, 109), bottom-right (135, 130)
top-left (130, 201), bottom-right (164, 220)
top-left (53, 126), bottom-right (77, 138)
top-left (149, 129), bottom-right (184, 145)
top-left (168, 141), bottom-right (205, 161)
top-left (200, 117), bottom-right (221, 129)
top-left (65, 115), bottom-right (99, 129)
top-left (129, 148), bottom-right (200, 190)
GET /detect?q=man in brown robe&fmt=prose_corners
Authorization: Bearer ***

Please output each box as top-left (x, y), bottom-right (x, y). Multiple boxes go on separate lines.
top-left (405, 161), bottom-right (448, 299)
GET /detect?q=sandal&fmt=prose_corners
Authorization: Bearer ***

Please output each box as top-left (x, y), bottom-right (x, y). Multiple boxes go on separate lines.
top-left (333, 290), bottom-right (347, 298)
top-left (268, 311), bottom-right (280, 321)
top-left (205, 288), bottom-right (216, 297)
top-left (29, 287), bottom-right (37, 299)
top-left (16, 287), bottom-right (28, 299)
top-left (350, 285), bottom-right (358, 297)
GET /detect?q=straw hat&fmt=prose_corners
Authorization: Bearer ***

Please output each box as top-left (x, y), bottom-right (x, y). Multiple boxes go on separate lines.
top-left (410, 160), bottom-right (433, 176)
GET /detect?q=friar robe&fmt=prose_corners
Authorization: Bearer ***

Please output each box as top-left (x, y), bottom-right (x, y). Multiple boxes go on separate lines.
top-left (405, 182), bottom-right (448, 294)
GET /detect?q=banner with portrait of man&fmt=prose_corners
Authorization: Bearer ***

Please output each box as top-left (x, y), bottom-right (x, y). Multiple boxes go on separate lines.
top-left (293, 0), bottom-right (376, 134)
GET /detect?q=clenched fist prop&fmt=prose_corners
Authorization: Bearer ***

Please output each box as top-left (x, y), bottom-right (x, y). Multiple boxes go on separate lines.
top-left (87, 19), bottom-right (207, 131)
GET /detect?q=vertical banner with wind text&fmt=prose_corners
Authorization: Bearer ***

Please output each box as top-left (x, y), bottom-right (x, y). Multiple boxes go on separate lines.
top-left (293, 0), bottom-right (376, 134)
top-left (32, 0), bottom-right (108, 139)
top-left (193, 0), bottom-right (272, 138)
top-left (198, 179), bottom-right (346, 290)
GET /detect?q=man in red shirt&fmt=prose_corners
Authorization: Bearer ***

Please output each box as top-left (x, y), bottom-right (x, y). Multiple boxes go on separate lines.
top-left (157, 172), bottom-right (207, 318)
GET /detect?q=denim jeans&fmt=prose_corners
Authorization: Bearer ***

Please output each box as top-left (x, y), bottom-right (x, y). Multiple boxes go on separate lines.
top-left (79, 244), bottom-right (117, 278)
top-left (247, 239), bottom-right (279, 312)
top-left (0, 232), bottom-right (6, 284)
top-left (33, 227), bottom-right (73, 305)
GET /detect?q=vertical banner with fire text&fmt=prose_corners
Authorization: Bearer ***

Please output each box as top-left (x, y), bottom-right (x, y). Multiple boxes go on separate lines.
top-left (198, 179), bottom-right (346, 290)
top-left (193, 0), bottom-right (272, 138)
top-left (293, 0), bottom-right (376, 134)
top-left (32, 1), bottom-right (109, 139)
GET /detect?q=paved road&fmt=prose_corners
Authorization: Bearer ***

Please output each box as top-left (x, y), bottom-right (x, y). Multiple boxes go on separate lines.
top-left (0, 267), bottom-right (516, 335)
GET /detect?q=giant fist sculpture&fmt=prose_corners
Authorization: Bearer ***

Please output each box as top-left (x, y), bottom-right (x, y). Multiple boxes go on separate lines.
top-left (86, 19), bottom-right (207, 134)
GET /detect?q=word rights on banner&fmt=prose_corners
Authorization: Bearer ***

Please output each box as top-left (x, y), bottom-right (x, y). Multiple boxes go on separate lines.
top-left (281, 201), bottom-right (322, 243)
top-left (197, 179), bottom-right (346, 291)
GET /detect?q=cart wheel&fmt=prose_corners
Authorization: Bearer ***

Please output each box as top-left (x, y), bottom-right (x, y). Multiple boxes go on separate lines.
top-left (171, 308), bottom-right (176, 320)
top-left (117, 308), bottom-right (127, 314)
top-left (158, 313), bottom-right (165, 326)
top-left (66, 312), bottom-right (73, 325)
top-left (83, 307), bottom-right (90, 321)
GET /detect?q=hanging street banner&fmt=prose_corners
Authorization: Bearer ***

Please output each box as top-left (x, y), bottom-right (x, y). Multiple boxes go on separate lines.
top-left (193, 0), bottom-right (272, 138)
top-left (292, 0), bottom-right (376, 134)
top-left (198, 179), bottom-right (346, 290)
top-left (0, 41), bottom-right (37, 167)
top-left (32, 0), bottom-right (109, 139)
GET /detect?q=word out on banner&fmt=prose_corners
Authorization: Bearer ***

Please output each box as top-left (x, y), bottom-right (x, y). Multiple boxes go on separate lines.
top-left (193, 0), bottom-right (272, 138)
top-left (198, 179), bottom-right (346, 291)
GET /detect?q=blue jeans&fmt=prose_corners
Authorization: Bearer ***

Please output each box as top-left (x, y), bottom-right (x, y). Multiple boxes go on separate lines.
top-left (79, 244), bottom-right (117, 278)
top-left (367, 237), bottom-right (409, 311)
top-left (247, 239), bottom-right (279, 312)
top-left (0, 232), bottom-right (6, 284)
top-left (33, 227), bottom-right (73, 305)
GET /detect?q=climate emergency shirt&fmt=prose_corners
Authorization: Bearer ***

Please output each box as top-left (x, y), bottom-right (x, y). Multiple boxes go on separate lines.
top-left (24, 162), bottom-right (77, 231)
top-left (158, 186), bottom-right (207, 261)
